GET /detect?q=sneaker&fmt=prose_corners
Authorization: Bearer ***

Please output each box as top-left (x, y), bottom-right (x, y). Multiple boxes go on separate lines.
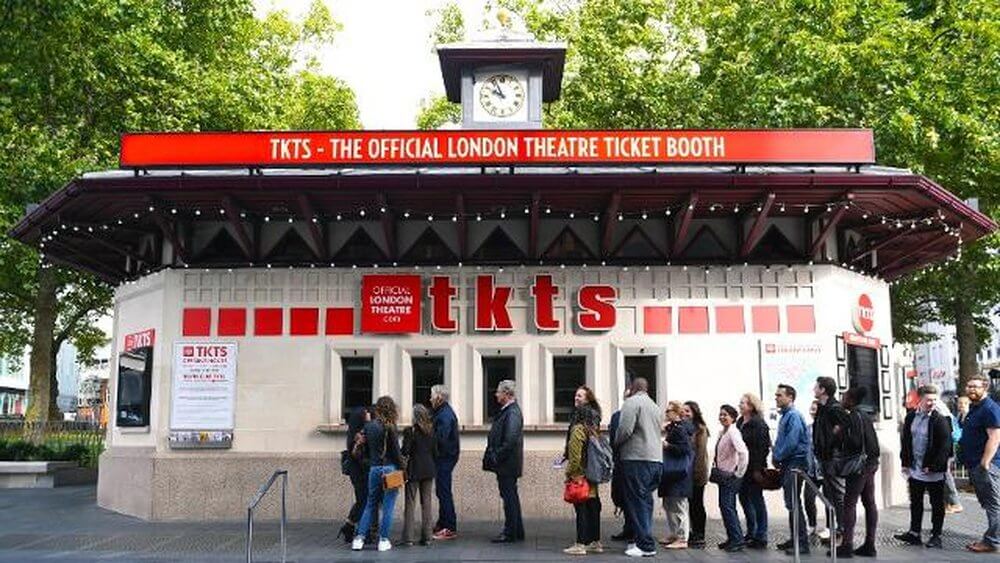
top-left (945, 504), bottom-right (964, 514)
top-left (925, 535), bottom-right (942, 549)
top-left (584, 541), bottom-right (604, 554)
top-left (724, 543), bottom-right (744, 553)
top-left (747, 538), bottom-right (767, 549)
top-left (835, 545), bottom-right (855, 558)
top-left (626, 542), bottom-right (636, 551)
top-left (854, 543), bottom-right (877, 557)
top-left (563, 543), bottom-right (587, 555)
top-left (378, 538), bottom-right (392, 552)
top-left (894, 531), bottom-right (922, 546)
top-left (351, 536), bottom-right (364, 551)
top-left (610, 531), bottom-right (631, 541)
top-left (817, 527), bottom-right (831, 540)
top-left (776, 539), bottom-right (793, 550)
top-left (624, 545), bottom-right (656, 557)
top-left (664, 540), bottom-right (687, 549)
top-left (432, 528), bottom-right (457, 540)
top-left (785, 545), bottom-right (810, 556)
top-left (967, 541), bottom-right (999, 553)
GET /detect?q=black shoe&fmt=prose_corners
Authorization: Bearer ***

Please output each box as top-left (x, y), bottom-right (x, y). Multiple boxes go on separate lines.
top-left (689, 539), bottom-right (706, 549)
top-left (725, 543), bottom-right (745, 553)
top-left (611, 531), bottom-right (631, 541)
top-left (491, 534), bottom-right (514, 543)
top-left (854, 544), bottom-right (877, 557)
top-left (926, 535), bottom-right (942, 549)
top-left (337, 522), bottom-right (355, 543)
top-left (776, 539), bottom-right (793, 550)
top-left (836, 545), bottom-right (855, 558)
top-left (894, 531), bottom-right (922, 546)
top-left (748, 539), bottom-right (768, 549)
top-left (785, 546), bottom-right (810, 556)
top-left (718, 540), bottom-right (731, 550)
top-left (419, 539), bottom-right (429, 546)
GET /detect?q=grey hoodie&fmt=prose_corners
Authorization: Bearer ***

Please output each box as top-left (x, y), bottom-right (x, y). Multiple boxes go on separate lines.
top-left (613, 391), bottom-right (663, 463)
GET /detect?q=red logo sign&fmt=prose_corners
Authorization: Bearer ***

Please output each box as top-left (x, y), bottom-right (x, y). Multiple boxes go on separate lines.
top-left (360, 275), bottom-right (422, 333)
top-left (853, 294), bottom-right (874, 334)
top-left (183, 346), bottom-right (195, 357)
top-left (124, 329), bottom-right (155, 352)
top-left (120, 129), bottom-right (876, 168)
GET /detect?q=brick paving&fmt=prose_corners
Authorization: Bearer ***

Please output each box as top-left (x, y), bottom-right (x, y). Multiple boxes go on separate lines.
top-left (0, 485), bottom-right (995, 561)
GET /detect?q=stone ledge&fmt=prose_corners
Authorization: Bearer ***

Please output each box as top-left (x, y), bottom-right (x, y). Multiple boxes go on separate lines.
top-left (0, 461), bottom-right (77, 473)
top-left (0, 461), bottom-right (96, 488)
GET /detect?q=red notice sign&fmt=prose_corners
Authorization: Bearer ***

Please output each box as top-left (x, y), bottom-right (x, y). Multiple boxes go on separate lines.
top-left (120, 129), bottom-right (875, 168)
top-left (124, 329), bottom-right (155, 352)
top-left (360, 275), bottom-right (422, 334)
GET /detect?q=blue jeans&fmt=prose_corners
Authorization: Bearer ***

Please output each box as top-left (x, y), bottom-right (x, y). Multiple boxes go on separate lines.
top-left (718, 476), bottom-right (744, 546)
top-left (435, 459), bottom-right (457, 531)
top-left (781, 465), bottom-right (809, 545)
top-left (355, 465), bottom-right (400, 541)
top-left (970, 464), bottom-right (1000, 547)
top-left (739, 477), bottom-right (768, 542)
top-left (621, 460), bottom-right (662, 553)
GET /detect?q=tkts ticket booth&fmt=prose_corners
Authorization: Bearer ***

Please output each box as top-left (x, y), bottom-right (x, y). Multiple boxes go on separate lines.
top-left (10, 41), bottom-right (995, 521)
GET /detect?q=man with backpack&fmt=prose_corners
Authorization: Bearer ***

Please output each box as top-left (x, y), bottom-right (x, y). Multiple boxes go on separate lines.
top-left (839, 387), bottom-right (880, 558)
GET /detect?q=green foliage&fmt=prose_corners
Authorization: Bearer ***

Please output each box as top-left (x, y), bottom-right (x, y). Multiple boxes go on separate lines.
top-left (0, 437), bottom-right (103, 468)
top-left (428, 2), bottom-right (466, 46)
top-left (416, 96), bottom-right (463, 130)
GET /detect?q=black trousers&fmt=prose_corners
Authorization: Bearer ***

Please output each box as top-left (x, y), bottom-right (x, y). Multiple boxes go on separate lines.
top-left (688, 484), bottom-right (707, 542)
top-left (908, 477), bottom-right (945, 536)
top-left (347, 464), bottom-right (368, 523)
top-left (843, 465), bottom-right (879, 547)
top-left (574, 497), bottom-right (602, 544)
top-left (497, 474), bottom-right (525, 539)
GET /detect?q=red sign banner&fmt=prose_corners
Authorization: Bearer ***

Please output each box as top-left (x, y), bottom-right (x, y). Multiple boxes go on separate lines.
top-left (360, 275), bottom-right (422, 333)
top-left (843, 331), bottom-right (881, 349)
top-left (124, 329), bottom-right (155, 352)
top-left (853, 293), bottom-right (875, 334)
top-left (120, 129), bottom-right (875, 168)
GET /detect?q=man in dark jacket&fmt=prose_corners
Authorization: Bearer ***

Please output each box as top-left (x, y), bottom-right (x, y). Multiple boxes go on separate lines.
top-left (813, 376), bottom-right (850, 543)
top-left (609, 386), bottom-right (633, 542)
top-left (431, 384), bottom-right (460, 540)
top-left (895, 384), bottom-right (952, 549)
top-left (483, 379), bottom-right (524, 543)
top-left (840, 387), bottom-right (881, 558)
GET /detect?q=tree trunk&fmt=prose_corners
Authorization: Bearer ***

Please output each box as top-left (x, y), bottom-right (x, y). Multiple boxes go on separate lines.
top-left (25, 266), bottom-right (57, 423)
top-left (955, 301), bottom-right (980, 392)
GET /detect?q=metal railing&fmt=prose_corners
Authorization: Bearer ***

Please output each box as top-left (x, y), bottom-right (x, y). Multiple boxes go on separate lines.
top-left (246, 470), bottom-right (288, 563)
top-left (792, 468), bottom-right (838, 563)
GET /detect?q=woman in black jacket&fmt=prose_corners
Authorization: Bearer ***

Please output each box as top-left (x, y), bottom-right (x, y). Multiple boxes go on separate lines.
top-left (352, 396), bottom-right (404, 552)
top-left (402, 404), bottom-right (438, 546)
top-left (894, 384), bottom-right (953, 549)
top-left (339, 406), bottom-right (371, 542)
top-left (736, 393), bottom-right (771, 549)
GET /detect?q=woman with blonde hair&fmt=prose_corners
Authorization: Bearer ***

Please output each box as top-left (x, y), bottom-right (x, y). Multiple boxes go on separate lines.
top-left (736, 392), bottom-right (772, 549)
top-left (401, 404), bottom-right (438, 546)
top-left (658, 401), bottom-right (693, 550)
top-left (352, 396), bottom-right (403, 552)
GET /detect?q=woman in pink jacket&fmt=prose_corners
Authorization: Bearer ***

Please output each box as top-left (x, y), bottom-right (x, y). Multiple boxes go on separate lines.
top-left (713, 404), bottom-right (749, 553)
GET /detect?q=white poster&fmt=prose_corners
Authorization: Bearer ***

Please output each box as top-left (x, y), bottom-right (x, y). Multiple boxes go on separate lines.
top-left (171, 343), bottom-right (238, 430)
top-left (759, 340), bottom-right (824, 428)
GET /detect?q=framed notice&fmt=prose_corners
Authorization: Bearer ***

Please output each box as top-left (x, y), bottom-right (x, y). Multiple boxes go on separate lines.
top-left (170, 342), bottom-right (238, 442)
top-left (759, 340), bottom-right (824, 429)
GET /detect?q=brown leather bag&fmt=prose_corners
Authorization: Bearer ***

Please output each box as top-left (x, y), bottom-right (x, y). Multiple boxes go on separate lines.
top-left (752, 468), bottom-right (783, 490)
top-left (379, 427), bottom-right (405, 490)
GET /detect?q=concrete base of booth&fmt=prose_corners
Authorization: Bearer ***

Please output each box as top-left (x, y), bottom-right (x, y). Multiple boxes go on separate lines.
top-left (97, 447), bottom-right (908, 522)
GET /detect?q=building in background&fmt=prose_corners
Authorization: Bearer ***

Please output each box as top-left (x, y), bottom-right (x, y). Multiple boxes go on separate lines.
top-left (913, 321), bottom-right (959, 395)
top-left (0, 356), bottom-right (27, 417)
top-left (77, 357), bottom-right (111, 425)
top-left (55, 344), bottom-right (80, 416)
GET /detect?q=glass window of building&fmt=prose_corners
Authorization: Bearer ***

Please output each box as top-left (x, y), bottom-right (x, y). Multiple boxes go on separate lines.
top-left (553, 355), bottom-right (586, 422)
top-left (116, 347), bottom-right (153, 427)
top-left (341, 357), bottom-right (374, 421)
top-left (411, 356), bottom-right (444, 409)
top-left (847, 345), bottom-right (879, 416)
top-left (483, 356), bottom-right (516, 423)
top-left (624, 355), bottom-right (657, 403)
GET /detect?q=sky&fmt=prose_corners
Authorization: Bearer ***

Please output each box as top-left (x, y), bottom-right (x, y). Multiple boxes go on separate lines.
top-left (257, 0), bottom-right (489, 129)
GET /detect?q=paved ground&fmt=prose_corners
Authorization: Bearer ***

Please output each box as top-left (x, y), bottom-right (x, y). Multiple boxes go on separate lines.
top-left (0, 486), bottom-right (994, 562)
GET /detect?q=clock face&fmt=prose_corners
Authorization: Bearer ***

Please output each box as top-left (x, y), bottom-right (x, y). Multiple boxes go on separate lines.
top-left (478, 73), bottom-right (525, 118)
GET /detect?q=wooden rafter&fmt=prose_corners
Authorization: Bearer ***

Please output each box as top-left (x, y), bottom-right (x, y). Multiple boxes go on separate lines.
top-left (601, 191), bottom-right (622, 258)
top-left (739, 192), bottom-right (776, 258)
top-left (148, 198), bottom-right (188, 263)
top-left (456, 193), bottom-right (467, 259)
top-left (296, 193), bottom-right (328, 261)
top-left (850, 227), bottom-right (936, 264)
top-left (222, 196), bottom-right (254, 260)
top-left (881, 237), bottom-right (959, 277)
top-left (809, 194), bottom-right (854, 259)
top-left (670, 192), bottom-right (700, 258)
top-left (529, 192), bottom-right (540, 259)
top-left (74, 230), bottom-right (147, 264)
top-left (46, 239), bottom-right (124, 281)
top-left (378, 193), bottom-right (397, 261)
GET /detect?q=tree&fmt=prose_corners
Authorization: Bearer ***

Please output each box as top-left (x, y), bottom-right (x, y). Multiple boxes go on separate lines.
top-left (0, 0), bottom-right (360, 421)
top-left (509, 0), bottom-right (999, 386)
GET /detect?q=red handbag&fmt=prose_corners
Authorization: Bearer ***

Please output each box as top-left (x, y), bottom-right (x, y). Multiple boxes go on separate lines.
top-left (563, 477), bottom-right (590, 504)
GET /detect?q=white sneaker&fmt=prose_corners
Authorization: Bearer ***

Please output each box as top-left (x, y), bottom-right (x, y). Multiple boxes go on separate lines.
top-left (817, 527), bottom-right (831, 540)
top-left (351, 536), bottom-right (364, 551)
top-left (626, 542), bottom-right (636, 552)
top-left (625, 545), bottom-right (656, 557)
top-left (377, 538), bottom-right (392, 552)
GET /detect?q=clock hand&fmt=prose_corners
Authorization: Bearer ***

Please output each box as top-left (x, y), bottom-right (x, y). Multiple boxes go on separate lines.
top-left (490, 78), bottom-right (505, 99)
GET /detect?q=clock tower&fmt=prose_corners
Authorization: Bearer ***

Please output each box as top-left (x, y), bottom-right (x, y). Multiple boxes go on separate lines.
top-left (436, 15), bottom-right (566, 130)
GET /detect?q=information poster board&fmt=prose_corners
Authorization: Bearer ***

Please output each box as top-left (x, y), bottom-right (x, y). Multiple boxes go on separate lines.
top-left (170, 343), bottom-right (238, 434)
top-left (759, 340), bottom-right (825, 428)
top-left (360, 275), bottom-right (422, 333)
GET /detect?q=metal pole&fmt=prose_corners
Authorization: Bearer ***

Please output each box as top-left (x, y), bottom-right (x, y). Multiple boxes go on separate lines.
top-left (793, 471), bottom-right (801, 563)
top-left (246, 507), bottom-right (253, 563)
top-left (280, 473), bottom-right (287, 563)
top-left (829, 505), bottom-right (838, 563)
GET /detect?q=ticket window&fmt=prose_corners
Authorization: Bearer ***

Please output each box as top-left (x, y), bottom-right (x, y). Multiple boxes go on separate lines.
top-left (554, 355), bottom-right (587, 423)
top-left (483, 356), bottom-right (516, 423)
top-left (847, 345), bottom-right (879, 416)
top-left (625, 355), bottom-right (657, 404)
top-left (116, 347), bottom-right (153, 427)
top-left (341, 357), bottom-right (374, 422)
top-left (412, 356), bottom-right (444, 410)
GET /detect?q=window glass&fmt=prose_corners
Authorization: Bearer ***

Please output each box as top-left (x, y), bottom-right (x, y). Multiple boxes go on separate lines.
top-left (482, 356), bottom-right (515, 422)
top-left (847, 345), bottom-right (879, 416)
top-left (116, 347), bottom-right (153, 427)
top-left (412, 357), bottom-right (444, 410)
top-left (553, 355), bottom-right (586, 422)
top-left (624, 355), bottom-right (657, 404)
top-left (341, 357), bottom-right (374, 422)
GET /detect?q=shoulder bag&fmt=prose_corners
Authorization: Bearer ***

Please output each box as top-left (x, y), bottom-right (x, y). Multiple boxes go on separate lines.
top-left (564, 476), bottom-right (590, 504)
top-left (380, 427), bottom-right (406, 490)
top-left (830, 411), bottom-right (867, 477)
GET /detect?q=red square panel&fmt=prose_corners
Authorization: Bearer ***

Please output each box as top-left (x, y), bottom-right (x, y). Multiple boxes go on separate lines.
top-left (752, 306), bottom-right (780, 333)
top-left (182, 308), bottom-right (211, 337)
top-left (678, 307), bottom-right (709, 334)
top-left (643, 307), bottom-right (672, 334)
top-left (254, 308), bottom-right (283, 336)
top-left (217, 308), bottom-right (246, 336)
top-left (715, 306), bottom-right (745, 333)
top-left (290, 308), bottom-right (320, 336)
top-left (326, 308), bottom-right (354, 336)
top-left (787, 305), bottom-right (816, 333)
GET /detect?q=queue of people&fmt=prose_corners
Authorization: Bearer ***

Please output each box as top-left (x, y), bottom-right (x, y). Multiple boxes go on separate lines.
top-left (338, 374), bottom-right (1000, 556)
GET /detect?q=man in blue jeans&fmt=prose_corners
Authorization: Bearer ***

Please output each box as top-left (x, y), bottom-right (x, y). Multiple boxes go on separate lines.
top-left (772, 384), bottom-right (811, 555)
top-left (431, 385), bottom-right (460, 541)
top-left (959, 375), bottom-right (1000, 553)
top-left (613, 378), bottom-right (663, 557)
